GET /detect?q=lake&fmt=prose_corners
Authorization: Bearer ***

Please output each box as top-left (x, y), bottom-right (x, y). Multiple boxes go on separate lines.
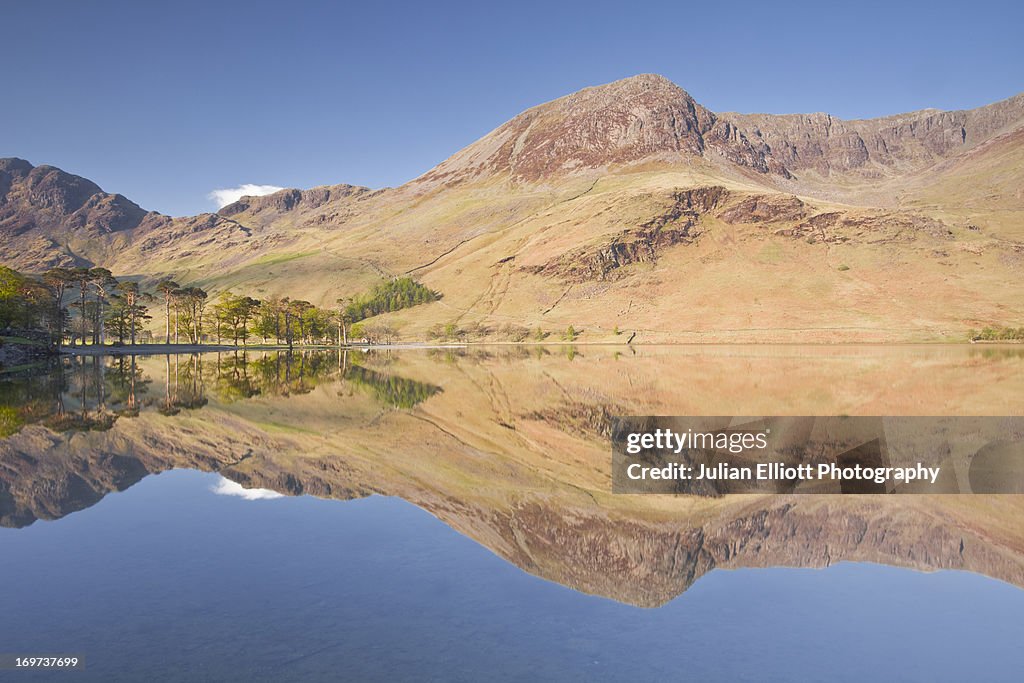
top-left (1, 346), bottom-right (1023, 681)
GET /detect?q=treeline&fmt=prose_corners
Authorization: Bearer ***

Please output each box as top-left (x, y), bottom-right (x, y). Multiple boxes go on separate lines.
top-left (159, 277), bottom-right (439, 347)
top-left (0, 266), bottom-right (153, 346)
top-left (969, 326), bottom-right (1024, 342)
top-left (0, 264), bottom-right (440, 347)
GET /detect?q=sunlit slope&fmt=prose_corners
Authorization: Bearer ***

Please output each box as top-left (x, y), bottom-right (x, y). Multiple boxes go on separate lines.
top-left (896, 127), bottom-right (1024, 240)
top-left (91, 163), bottom-right (1022, 343)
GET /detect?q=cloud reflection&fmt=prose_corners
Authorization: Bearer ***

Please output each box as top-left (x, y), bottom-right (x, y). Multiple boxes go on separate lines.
top-left (211, 476), bottom-right (284, 500)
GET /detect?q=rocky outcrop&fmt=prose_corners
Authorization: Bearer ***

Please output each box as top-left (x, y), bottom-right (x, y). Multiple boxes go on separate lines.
top-left (775, 211), bottom-right (954, 244)
top-left (0, 418), bottom-right (272, 528)
top-left (0, 158), bottom-right (165, 237)
top-left (525, 400), bottom-right (626, 441)
top-left (416, 75), bottom-right (1024, 187)
top-left (457, 494), bottom-right (1024, 608)
top-left (218, 183), bottom-right (372, 217)
top-left (532, 222), bottom-right (695, 282)
top-left (0, 330), bottom-right (56, 371)
top-left (132, 212), bottom-right (250, 254)
top-left (530, 187), bottom-right (726, 281)
top-left (719, 194), bottom-right (807, 223)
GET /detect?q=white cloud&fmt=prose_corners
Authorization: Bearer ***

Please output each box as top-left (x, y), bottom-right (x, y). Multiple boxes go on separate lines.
top-left (211, 476), bottom-right (284, 500)
top-left (207, 183), bottom-right (285, 208)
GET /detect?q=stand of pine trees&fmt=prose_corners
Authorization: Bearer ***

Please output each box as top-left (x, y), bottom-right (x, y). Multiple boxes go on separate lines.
top-left (1, 265), bottom-right (441, 348)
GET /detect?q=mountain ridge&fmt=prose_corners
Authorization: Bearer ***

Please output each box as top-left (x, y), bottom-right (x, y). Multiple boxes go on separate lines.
top-left (4, 75), bottom-right (1023, 225)
top-left (722, 90), bottom-right (1024, 177)
top-left (3, 74), bottom-right (1023, 342)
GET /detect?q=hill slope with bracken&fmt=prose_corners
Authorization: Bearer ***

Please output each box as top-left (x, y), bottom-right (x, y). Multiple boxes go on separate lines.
top-left (3, 74), bottom-right (1023, 341)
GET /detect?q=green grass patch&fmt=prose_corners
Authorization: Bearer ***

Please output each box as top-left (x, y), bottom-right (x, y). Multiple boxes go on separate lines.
top-left (252, 251), bottom-right (319, 267)
top-left (252, 419), bottom-right (321, 435)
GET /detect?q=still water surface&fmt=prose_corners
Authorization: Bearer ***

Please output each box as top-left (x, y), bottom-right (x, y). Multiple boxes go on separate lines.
top-left (3, 470), bottom-right (1023, 682)
top-left (1, 346), bottom-right (1022, 681)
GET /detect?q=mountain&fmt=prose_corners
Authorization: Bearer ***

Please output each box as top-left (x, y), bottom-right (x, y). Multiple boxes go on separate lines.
top-left (417, 73), bottom-right (790, 185)
top-left (3, 74), bottom-right (1023, 341)
top-left (0, 157), bottom-right (161, 268)
top-left (0, 157), bottom-right (254, 271)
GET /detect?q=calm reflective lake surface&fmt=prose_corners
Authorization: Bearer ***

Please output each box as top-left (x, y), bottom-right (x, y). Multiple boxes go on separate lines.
top-left (1, 346), bottom-right (1023, 681)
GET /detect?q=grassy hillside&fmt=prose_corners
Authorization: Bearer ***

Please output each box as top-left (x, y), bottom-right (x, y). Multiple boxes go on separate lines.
top-left (77, 164), bottom-right (1023, 344)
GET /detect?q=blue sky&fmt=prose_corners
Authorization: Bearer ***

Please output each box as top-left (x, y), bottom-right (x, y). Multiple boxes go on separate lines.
top-left (4, 0), bottom-right (1022, 216)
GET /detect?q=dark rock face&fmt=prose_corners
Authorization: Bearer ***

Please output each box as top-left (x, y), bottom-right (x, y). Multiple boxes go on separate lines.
top-left (723, 92), bottom-right (1024, 175)
top-left (540, 222), bottom-right (694, 282)
top-left (465, 495), bottom-right (1024, 608)
top-left (0, 451), bottom-right (149, 528)
top-left (0, 159), bottom-right (153, 235)
top-left (704, 118), bottom-right (791, 177)
top-left (0, 423), bottom-right (267, 528)
top-left (21, 164), bottom-right (103, 213)
top-left (418, 75), bottom-right (1024, 187)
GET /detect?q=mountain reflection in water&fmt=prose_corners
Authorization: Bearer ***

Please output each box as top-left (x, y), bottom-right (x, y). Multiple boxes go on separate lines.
top-left (1, 345), bottom-right (1023, 607)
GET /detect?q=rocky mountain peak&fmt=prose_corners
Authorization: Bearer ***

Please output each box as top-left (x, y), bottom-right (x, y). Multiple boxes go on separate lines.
top-left (1, 158), bottom-right (148, 222)
top-left (0, 157), bottom-right (34, 177)
top-left (418, 74), bottom-right (786, 185)
top-left (0, 157), bottom-right (168, 269)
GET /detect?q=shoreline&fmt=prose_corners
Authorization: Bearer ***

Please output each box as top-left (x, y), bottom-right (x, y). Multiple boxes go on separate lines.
top-left (59, 343), bottom-right (469, 356)
top-left (52, 339), bottom-right (1024, 356)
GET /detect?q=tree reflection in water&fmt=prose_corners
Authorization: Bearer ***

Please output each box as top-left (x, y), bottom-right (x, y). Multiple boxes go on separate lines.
top-left (0, 350), bottom-right (442, 437)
